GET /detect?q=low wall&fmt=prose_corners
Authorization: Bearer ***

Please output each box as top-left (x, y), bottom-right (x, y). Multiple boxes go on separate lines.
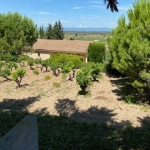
top-left (0, 115), bottom-right (38, 150)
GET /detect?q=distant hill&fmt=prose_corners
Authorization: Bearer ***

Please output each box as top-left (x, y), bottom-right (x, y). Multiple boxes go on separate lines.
top-left (64, 27), bottom-right (112, 32)
top-left (41, 27), bottom-right (112, 32)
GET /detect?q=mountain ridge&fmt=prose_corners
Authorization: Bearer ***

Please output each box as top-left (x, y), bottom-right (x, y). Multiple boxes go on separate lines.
top-left (41, 27), bottom-right (112, 32)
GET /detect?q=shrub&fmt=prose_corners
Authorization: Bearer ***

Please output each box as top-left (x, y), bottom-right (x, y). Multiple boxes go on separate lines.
top-left (61, 61), bottom-right (74, 80)
top-left (89, 62), bottom-right (104, 81)
top-left (27, 58), bottom-right (34, 69)
top-left (70, 37), bottom-right (74, 40)
top-left (0, 67), bottom-right (11, 80)
top-left (88, 43), bottom-right (106, 63)
top-left (50, 62), bottom-right (60, 76)
top-left (0, 61), bottom-right (6, 69)
top-left (33, 69), bottom-right (39, 75)
top-left (41, 59), bottom-right (50, 72)
top-left (7, 61), bottom-right (18, 70)
top-left (76, 67), bottom-right (92, 94)
top-left (0, 53), bottom-right (18, 62)
top-left (11, 68), bottom-right (26, 87)
top-left (124, 94), bottom-right (135, 104)
top-left (53, 82), bottom-right (60, 88)
top-left (68, 54), bottom-right (83, 69)
top-left (45, 75), bottom-right (52, 81)
top-left (18, 55), bottom-right (29, 67)
top-left (35, 58), bottom-right (42, 68)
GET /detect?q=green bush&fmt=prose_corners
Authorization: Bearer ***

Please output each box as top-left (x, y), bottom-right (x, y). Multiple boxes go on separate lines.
top-left (0, 61), bottom-right (6, 69)
top-left (50, 53), bottom-right (83, 69)
top-left (124, 94), bottom-right (135, 104)
top-left (68, 54), bottom-right (83, 69)
top-left (88, 43), bottom-right (106, 63)
top-left (33, 69), bottom-right (39, 75)
top-left (0, 53), bottom-right (18, 62)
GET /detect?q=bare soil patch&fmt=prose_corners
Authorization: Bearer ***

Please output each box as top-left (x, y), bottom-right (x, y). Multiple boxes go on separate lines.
top-left (0, 67), bottom-right (150, 128)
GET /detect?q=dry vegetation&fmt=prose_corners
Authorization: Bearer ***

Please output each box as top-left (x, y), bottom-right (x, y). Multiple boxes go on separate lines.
top-left (0, 66), bottom-right (150, 128)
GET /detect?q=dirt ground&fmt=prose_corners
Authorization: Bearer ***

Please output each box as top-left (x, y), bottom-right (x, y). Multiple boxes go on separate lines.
top-left (0, 66), bottom-right (150, 128)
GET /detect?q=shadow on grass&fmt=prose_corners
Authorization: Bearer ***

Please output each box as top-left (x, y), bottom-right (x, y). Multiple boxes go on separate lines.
top-left (0, 97), bottom-right (150, 150)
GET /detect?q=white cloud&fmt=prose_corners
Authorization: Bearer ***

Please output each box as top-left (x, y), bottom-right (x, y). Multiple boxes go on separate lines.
top-left (34, 12), bottom-right (57, 15)
top-left (73, 6), bottom-right (83, 10)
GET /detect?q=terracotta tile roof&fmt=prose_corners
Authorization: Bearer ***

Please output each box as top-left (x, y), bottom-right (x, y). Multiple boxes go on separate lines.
top-left (31, 39), bottom-right (92, 54)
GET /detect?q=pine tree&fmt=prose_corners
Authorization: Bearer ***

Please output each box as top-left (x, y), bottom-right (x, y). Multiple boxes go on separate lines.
top-left (109, 0), bottom-right (150, 91)
top-left (58, 20), bottom-right (65, 40)
top-left (53, 21), bottom-right (64, 40)
top-left (46, 24), bottom-right (54, 39)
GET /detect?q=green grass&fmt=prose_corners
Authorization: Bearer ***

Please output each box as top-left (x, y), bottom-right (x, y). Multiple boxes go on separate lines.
top-left (53, 82), bottom-right (61, 88)
top-left (44, 75), bottom-right (52, 81)
top-left (0, 110), bottom-right (150, 150)
top-left (33, 69), bottom-right (39, 75)
top-left (140, 105), bottom-right (150, 112)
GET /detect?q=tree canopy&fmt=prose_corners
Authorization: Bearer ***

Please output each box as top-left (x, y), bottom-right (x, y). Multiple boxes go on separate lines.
top-left (46, 21), bottom-right (64, 40)
top-left (0, 12), bottom-right (38, 58)
top-left (39, 25), bottom-right (45, 39)
top-left (109, 0), bottom-right (150, 91)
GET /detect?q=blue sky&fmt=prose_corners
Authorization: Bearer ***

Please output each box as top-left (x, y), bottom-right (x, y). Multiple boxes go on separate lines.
top-left (0, 0), bottom-right (135, 28)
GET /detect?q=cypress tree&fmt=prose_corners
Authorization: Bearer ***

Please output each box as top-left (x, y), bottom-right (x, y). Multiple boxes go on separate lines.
top-left (39, 25), bottom-right (45, 39)
top-left (88, 43), bottom-right (106, 63)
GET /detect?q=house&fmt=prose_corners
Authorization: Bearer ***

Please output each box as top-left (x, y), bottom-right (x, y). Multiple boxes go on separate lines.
top-left (24, 39), bottom-right (92, 62)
